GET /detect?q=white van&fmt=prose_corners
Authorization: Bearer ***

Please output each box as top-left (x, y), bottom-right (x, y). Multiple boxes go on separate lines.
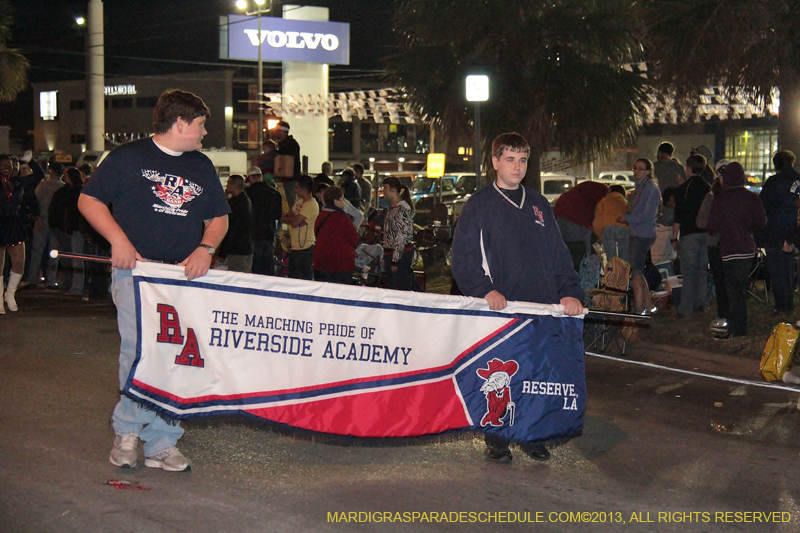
top-left (541, 173), bottom-right (576, 205)
top-left (200, 149), bottom-right (249, 188)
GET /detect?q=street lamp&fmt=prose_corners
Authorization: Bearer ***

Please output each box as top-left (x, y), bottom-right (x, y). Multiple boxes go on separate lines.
top-left (466, 75), bottom-right (489, 185)
top-left (236, 0), bottom-right (272, 150)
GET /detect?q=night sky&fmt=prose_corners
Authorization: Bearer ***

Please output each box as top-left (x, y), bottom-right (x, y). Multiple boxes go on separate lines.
top-left (1, 0), bottom-right (395, 145)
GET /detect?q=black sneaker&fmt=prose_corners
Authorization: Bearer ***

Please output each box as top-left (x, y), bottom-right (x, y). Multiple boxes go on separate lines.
top-left (523, 444), bottom-right (551, 462)
top-left (485, 446), bottom-right (512, 463)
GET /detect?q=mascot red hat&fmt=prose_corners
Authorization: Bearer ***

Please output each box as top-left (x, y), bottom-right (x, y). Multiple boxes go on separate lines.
top-left (477, 358), bottom-right (519, 379)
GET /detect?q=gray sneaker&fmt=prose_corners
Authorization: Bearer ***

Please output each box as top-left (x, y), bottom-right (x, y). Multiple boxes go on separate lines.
top-left (109, 434), bottom-right (140, 468)
top-left (144, 447), bottom-right (191, 472)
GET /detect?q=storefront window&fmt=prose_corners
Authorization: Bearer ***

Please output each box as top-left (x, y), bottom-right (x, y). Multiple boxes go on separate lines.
top-left (361, 123), bottom-right (380, 152)
top-left (386, 124), bottom-right (414, 153)
top-left (359, 123), bottom-right (425, 153)
top-left (725, 128), bottom-right (778, 186)
top-left (232, 84), bottom-right (250, 114)
top-left (329, 122), bottom-right (352, 153)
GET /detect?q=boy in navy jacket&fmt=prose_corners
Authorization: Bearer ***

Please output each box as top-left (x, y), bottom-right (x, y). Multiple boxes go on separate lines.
top-left (451, 132), bottom-right (583, 463)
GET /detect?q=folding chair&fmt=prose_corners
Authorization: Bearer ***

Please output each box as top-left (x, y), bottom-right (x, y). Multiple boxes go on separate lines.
top-left (584, 257), bottom-right (637, 356)
top-left (586, 256), bottom-right (631, 311)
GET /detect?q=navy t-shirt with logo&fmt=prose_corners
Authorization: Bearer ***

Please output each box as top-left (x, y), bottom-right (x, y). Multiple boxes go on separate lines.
top-left (83, 138), bottom-right (231, 263)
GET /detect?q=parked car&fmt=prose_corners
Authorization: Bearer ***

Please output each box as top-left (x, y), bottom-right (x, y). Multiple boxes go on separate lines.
top-left (374, 172), bottom-right (422, 209)
top-left (596, 170), bottom-right (635, 190)
top-left (453, 173), bottom-right (478, 195)
top-left (410, 176), bottom-right (462, 225)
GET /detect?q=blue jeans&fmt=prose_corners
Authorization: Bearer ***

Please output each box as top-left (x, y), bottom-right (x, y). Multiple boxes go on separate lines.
top-left (111, 269), bottom-right (184, 456)
top-left (386, 249), bottom-right (413, 291)
top-left (628, 236), bottom-right (655, 276)
top-left (602, 225), bottom-right (629, 262)
top-left (50, 229), bottom-right (85, 293)
top-left (25, 225), bottom-right (56, 284)
top-left (252, 239), bottom-right (275, 276)
top-left (678, 233), bottom-right (708, 316)
top-left (289, 246), bottom-right (314, 280)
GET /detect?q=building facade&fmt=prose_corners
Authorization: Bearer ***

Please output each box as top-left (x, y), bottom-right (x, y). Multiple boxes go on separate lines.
top-left (33, 70), bottom-right (235, 158)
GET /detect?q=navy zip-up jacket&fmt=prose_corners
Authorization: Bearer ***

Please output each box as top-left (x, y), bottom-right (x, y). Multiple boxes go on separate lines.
top-left (451, 184), bottom-right (582, 304)
top-left (758, 167), bottom-right (800, 247)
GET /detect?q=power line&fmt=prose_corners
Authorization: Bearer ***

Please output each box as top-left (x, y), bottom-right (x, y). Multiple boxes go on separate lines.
top-left (21, 45), bottom-right (387, 75)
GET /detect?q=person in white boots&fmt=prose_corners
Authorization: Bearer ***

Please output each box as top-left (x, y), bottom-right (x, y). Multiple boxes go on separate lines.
top-left (0, 153), bottom-right (31, 314)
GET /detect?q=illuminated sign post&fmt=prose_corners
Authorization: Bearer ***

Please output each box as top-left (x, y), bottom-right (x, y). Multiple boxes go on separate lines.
top-left (39, 91), bottom-right (58, 121)
top-left (427, 153), bottom-right (446, 178)
top-left (221, 10), bottom-right (349, 171)
top-left (224, 15), bottom-right (350, 65)
top-left (466, 75), bottom-right (489, 185)
top-left (427, 153), bottom-right (447, 206)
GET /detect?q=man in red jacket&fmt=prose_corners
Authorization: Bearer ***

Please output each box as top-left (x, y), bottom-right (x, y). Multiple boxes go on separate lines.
top-left (553, 180), bottom-right (608, 270)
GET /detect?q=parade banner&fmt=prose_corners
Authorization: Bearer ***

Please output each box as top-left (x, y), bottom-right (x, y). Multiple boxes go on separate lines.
top-left (125, 263), bottom-right (586, 444)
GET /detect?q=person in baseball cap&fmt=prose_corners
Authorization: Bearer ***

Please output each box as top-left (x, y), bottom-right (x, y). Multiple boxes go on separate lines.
top-left (714, 158), bottom-right (730, 176)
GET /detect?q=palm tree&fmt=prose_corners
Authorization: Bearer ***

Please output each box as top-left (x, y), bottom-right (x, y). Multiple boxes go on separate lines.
top-left (0, 1), bottom-right (28, 103)
top-left (387, 0), bottom-right (650, 188)
top-left (643, 0), bottom-right (800, 157)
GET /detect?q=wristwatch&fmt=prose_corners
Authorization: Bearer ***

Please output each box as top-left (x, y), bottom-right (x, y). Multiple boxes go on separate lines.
top-left (198, 243), bottom-right (216, 255)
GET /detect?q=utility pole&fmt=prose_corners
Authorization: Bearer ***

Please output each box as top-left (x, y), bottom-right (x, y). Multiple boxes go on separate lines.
top-left (86, 0), bottom-right (105, 152)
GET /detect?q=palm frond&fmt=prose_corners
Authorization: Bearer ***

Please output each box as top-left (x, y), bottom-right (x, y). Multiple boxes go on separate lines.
top-left (0, 44), bottom-right (29, 102)
top-left (388, 0), bottom-right (650, 168)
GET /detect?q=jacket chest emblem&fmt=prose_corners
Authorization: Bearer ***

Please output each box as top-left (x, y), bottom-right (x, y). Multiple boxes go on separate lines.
top-left (533, 206), bottom-right (545, 227)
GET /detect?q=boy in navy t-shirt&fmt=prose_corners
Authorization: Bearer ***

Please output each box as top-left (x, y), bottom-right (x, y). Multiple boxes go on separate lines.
top-left (79, 90), bottom-right (230, 472)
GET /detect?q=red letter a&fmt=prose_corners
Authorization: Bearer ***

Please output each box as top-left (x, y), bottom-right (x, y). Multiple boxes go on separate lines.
top-left (175, 328), bottom-right (204, 368)
top-left (156, 304), bottom-right (184, 344)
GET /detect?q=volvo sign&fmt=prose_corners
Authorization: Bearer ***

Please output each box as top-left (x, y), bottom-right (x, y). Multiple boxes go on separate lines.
top-left (223, 15), bottom-right (349, 65)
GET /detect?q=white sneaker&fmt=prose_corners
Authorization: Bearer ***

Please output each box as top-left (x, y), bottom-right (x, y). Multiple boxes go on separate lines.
top-left (144, 447), bottom-right (191, 472)
top-left (783, 371), bottom-right (800, 385)
top-left (109, 434), bottom-right (140, 468)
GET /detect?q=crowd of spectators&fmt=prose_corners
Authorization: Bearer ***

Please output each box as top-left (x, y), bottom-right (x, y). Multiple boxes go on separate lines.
top-left (573, 143), bottom-right (797, 341)
top-left (11, 137), bottom-right (800, 344)
top-left (0, 143), bottom-right (421, 314)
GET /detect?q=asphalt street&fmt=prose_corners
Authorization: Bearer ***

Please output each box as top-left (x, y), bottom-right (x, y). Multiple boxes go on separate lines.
top-left (2, 289), bottom-right (800, 532)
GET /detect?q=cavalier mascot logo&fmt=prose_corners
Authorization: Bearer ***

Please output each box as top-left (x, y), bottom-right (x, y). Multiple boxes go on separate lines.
top-left (477, 358), bottom-right (519, 427)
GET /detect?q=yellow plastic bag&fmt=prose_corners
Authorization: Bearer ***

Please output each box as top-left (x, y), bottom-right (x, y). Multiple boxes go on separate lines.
top-left (760, 323), bottom-right (800, 381)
